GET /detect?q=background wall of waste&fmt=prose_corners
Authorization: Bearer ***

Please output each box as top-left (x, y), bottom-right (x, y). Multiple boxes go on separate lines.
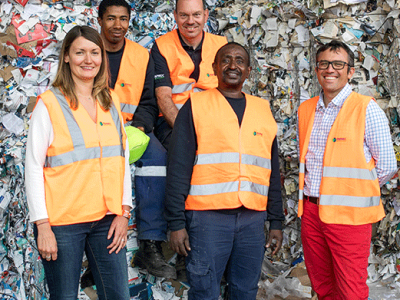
top-left (1, 0), bottom-right (400, 299)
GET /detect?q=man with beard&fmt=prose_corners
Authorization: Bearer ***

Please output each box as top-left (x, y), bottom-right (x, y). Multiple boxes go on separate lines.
top-left (98, 0), bottom-right (176, 279)
top-left (165, 42), bottom-right (284, 299)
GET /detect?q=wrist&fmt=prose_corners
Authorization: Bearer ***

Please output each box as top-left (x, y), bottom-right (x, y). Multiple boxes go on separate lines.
top-left (122, 208), bottom-right (131, 220)
top-left (36, 219), bottom-right (49, 226)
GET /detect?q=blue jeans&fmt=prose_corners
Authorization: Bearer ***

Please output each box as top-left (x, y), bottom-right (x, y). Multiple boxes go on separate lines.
top-left (185, 210), bottom-right (267, 300)
top-left (134, 132), bottom-right (167, 241)
top-left (34, 215), bottom-right (130, 300)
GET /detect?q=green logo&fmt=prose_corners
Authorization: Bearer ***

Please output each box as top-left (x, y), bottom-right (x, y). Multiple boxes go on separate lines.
top-left (100, 122), bottom-right (103, 126)
top-left (121, 83), bottom-right (125, 87)
top-left (253, 131), bottom-right (256, 136)
top-left (333, 138), bottom-right (336, 142)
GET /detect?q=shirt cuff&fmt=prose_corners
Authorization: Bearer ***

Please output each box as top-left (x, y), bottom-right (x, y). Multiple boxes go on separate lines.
top-left (168, 219), bottom-right (186, 232)
top-left (269, 220), bottom-right (283, 231)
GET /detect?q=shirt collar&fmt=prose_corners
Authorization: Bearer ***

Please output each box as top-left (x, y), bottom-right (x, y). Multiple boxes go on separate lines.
top-left (177, 30), bottom-right (204, 51)
top-left (317, 83), bottom-right (353, 110)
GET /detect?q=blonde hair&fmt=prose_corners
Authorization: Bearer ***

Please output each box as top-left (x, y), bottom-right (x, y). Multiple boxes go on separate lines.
top-left (52, 25), bottom-right (112, 110)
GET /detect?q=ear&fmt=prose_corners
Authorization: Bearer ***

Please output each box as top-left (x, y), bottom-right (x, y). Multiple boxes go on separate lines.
top-left (212, 61), bottom-right (217, 75)
top-left (98, 17), bottom-right (103, 28)
top-left (173, 10), bottom-right (177, 22)
top-left (64, 53), bottom-right (69, 64)
top-left (347, 66), bottom-right (355, 80)
top-left (204, 8), bottom-right (209, 22)
top-left (246, 66), bottom-right (252, 78)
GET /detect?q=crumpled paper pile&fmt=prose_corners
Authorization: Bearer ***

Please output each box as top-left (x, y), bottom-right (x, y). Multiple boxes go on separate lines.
top-left (1, 0), bottom-right (400, 299)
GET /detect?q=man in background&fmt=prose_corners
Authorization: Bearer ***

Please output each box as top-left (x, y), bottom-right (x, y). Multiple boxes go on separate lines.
top-left (98, 0), bottom-right (175, 279)
top-left (151, 0), bottom-right (227, 150)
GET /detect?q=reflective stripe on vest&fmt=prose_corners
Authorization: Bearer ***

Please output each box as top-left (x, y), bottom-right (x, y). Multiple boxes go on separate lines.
top-left (298, 162), bottom-right (305, 200)
top-left (242, 154), bottom-right (271, 169)
top-left (320, 195), bottom-right (380, 208)
top-left (240, 181), bottom-right (269, 196)
top-left (319, 166), bottom-right (379, 208)
top-left (175, 104), bottom-right (184, 110)
top-left (323, 166), bottom-right (377, 181)
top-left (189, 180), bottom-right (270, 197)
top-left (172, 83), bottom-right (193, 94)
top-left (172, 86), bottom-right (205, 96)
top-left (190, 181), bottom-right (239, 196)
top-left (195, 152), bottom-right (239, 165)
top-left (135, 166), bottom-right (166, 177)
top-left (299, 162), bottom-right (305, 174)
top-left (120, 103), bottom-right (138, 115)
top-left (46, 88), bottom-right (124, 168)
top-left (194, 153), bottom-right (271, 170)
top-left (190, 152), bottom-right (271, 196)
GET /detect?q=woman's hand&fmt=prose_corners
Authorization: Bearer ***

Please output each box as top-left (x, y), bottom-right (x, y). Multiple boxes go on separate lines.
top-left (36, 220), bottom-right (58, 261)
top-left (107, 215), bottom-right (129, 254)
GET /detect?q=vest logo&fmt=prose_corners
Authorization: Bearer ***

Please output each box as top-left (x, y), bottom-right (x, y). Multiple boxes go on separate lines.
top-left (99, 122), bottom-right (111, 126)
top-left (332, 137), bottom-right (346, 142)
top-left (206, 73), bottom-right (216, 77)
top-left (120, 83), bottom-right (131, 87)
top-left (155, 74), bottom-right (165, 80)
top-left (253, 131), bottom-right (263, 136)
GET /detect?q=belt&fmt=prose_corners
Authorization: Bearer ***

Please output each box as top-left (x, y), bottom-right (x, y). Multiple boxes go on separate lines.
top-left (304, 195), bottom-right (319, 205)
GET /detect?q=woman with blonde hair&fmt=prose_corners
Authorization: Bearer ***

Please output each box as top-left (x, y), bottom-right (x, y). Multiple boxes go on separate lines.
top-left (25, 25), bottom-right (131, 299)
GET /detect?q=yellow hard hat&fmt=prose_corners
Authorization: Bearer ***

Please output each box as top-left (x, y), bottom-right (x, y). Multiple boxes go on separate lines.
top-left (125, 126), bottom-right (150, 164)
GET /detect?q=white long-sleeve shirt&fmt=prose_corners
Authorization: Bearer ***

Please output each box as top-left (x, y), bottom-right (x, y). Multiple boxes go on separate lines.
top-left (25, 99), bottom-right (132, 222)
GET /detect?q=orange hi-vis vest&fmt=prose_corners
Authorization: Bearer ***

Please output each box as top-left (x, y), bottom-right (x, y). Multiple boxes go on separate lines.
top-left (186, 89), bottom-right (277, 211)
top-left (112, 39), bottom-right (149, 123)
top-left (297, 92), bottom-right (384, 225)
top-left (40, 87), bottom-right (126, 226)
top-left (156, 30), bottom-right (227, 110)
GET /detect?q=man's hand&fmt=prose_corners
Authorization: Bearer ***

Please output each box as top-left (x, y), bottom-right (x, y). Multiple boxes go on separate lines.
top-left (170, 228), bottom-right (191, 256)
top-left (265, 229), bottom-right (283, 256)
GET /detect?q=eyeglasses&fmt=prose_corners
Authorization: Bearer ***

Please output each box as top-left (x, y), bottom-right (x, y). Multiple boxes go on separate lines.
top-left (316, 60), bottom-right (351, 70)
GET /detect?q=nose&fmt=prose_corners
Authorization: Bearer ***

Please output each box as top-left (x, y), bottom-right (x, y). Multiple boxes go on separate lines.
top-left (114, 18), bottom-right (122, 28)
top-left (326, 63), bottom-right (335, 72)
top-left (228, 60), bottom-right (236, 69)
top-left (187, 14), bottom-right (194, 23)
top-left (84, 53), bottom-right (92, 63)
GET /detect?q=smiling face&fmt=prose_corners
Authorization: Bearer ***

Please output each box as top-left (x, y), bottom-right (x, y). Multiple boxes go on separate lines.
top-left (316, 47), bottom-right (355, 104)
top-left (64, 36), bottom-right (102, 83)
top-left (98, 5), bottom-right (129, 51)
top-left (174, 0), bottom-right (208, 47)
top-left (213, 44), bottom-right (251, 92)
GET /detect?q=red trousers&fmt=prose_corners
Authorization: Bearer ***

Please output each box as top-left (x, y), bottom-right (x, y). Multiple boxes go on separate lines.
top-left (301, 200), bottom-right (372, 300)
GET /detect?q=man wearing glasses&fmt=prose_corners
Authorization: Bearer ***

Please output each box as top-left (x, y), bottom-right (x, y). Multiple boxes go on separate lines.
top-left (297, 40), bottom-right (397, 299)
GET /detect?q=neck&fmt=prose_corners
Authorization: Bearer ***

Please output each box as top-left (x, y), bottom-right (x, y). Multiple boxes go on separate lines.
top-left (179, 31), bottom-right (203, 49)
top-left (217, 87), bottom-right (243, 99)
top-left (323, 91), bottom-right (339, 107)
top-left (74, 82), bottom-right (94, 98)
top-left (102, 34), bottom-right (124, 52)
